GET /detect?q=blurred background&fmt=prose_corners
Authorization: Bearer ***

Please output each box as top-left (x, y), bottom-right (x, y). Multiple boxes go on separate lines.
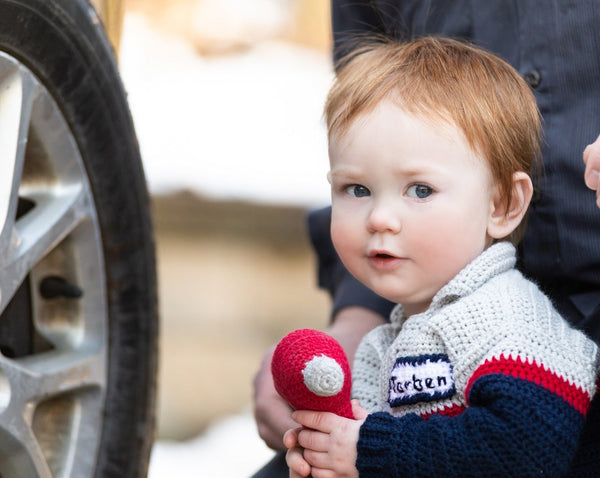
top-left (115, 0), bottom-right (335, 475)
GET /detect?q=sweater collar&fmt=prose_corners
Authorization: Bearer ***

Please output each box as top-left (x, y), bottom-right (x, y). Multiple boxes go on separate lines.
top-left (390, 241), bottom-right (517, 325)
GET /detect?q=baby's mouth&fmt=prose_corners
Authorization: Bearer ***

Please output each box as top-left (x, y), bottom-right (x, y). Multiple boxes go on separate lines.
top-left (369, 249), bottom-right (397, 259)
top-left (368, 251), bottom-right (406, 270)
top-left (374, 253), bottom-right (394, 259)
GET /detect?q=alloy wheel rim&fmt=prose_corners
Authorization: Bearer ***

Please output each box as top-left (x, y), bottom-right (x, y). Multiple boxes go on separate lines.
top-left (0, 51), bottom-right (108, 477)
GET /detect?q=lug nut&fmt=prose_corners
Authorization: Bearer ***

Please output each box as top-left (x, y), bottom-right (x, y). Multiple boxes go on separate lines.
top-left (39, 276), bottom-right (83, 300)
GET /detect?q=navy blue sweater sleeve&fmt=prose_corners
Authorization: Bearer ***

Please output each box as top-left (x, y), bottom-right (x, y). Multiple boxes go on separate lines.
top-left (356, 374), bottom-right (587, 477)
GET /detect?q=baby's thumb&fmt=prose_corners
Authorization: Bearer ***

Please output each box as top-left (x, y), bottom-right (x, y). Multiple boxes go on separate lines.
top-left (351, 399), bottom-right (369, 420)
top-left (283, 427), bottom-right (300, 449)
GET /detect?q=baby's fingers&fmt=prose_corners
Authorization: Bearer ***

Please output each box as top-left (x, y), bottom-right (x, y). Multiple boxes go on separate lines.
top-left (286, 446), bottom-right (311, 477)
top-left (297, 427), bottom-right (329, 452)
top-left (283, 427), bottom-right (301, 449)
top-left (303, 448), bottom-right (334, 470)
top-left (292, 410), bottom-right (337, 433)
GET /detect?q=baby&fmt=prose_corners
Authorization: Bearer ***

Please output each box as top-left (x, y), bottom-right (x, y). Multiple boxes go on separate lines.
top-left (285, 37), bottom-right (600, 478)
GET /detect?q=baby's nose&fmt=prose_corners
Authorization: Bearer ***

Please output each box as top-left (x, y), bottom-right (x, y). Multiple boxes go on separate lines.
top-left (367, 202), bottom-right (401, 234)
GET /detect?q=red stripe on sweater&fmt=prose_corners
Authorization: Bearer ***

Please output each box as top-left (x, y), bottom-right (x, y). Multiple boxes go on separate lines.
top-left (421, 403), bottom-right (466, 420)
top-left (465, 356), bottom-right (591, 415)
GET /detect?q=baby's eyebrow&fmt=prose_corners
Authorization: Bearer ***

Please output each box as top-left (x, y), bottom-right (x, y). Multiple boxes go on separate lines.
top-left (394, 167), bottom-right (431, 178)
top-left (328, 167), bottom-right (363, 180)
top-left (329, 163), bottom-right (443, 181)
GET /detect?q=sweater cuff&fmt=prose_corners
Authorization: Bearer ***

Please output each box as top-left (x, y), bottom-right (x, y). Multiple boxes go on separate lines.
top-left (356, 412), bottom-right (420, 477)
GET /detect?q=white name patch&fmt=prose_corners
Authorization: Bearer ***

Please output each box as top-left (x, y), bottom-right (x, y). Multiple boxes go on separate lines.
top-left (388, 354), bottom-right (455, 407)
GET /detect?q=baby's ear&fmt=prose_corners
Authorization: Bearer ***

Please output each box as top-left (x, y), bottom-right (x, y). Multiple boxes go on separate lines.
top-left (487, 172), bottom-right (533, 240)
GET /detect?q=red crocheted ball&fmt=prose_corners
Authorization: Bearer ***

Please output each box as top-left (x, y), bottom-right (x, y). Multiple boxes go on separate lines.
top-left (271, 329), bottom-right (354, 418)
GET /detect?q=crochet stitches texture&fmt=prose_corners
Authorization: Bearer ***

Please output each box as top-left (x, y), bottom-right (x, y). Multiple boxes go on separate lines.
top-left (352, 242), bottom-right (599, 477)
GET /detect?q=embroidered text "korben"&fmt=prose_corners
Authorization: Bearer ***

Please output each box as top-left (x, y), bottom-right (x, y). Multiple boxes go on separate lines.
top-left (388, 354), bottom-right (455, 407)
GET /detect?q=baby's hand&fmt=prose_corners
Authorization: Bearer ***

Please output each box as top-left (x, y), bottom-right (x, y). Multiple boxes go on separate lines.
top-left (285, 400), bottom-right (368, 478)
top-left (283, 427), bottom-right (311, 478)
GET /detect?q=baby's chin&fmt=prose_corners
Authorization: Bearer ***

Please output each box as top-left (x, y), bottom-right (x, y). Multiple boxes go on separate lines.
top-left (371, 286), bottom-right (433, 316)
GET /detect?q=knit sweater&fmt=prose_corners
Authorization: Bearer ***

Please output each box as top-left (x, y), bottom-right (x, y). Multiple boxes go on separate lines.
top-left (352, 242), bottom-right (599, 477)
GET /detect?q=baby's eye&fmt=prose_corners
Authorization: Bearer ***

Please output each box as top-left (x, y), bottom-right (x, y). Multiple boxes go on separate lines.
top-left (406, 184), bottom-right (433, 199)
top-left (345, 184), bottom-right (370, 198)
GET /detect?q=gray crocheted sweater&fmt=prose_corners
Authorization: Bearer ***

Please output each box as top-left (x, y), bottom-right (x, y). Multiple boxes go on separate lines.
top-left (352, 242), bottom-right (599, 477)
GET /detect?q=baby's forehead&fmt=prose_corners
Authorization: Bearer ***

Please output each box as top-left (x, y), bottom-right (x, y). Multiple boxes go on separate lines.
top-left (329, 100), bottom-right (489, 174)
top-left (330, 99), bottom-right (476, 155)
top-left (332, 95), bottom-right (456, 136)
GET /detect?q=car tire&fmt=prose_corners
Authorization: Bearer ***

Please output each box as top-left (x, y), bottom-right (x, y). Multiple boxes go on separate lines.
top-left (0, 0), bottom-right (158, 477)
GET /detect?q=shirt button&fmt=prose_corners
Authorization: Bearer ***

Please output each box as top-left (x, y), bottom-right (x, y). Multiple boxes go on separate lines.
top-left (523, 69), bottom-right (541, 88)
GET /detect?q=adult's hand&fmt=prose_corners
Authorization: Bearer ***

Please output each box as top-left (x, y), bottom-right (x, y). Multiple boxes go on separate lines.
top-left (252, 346), bottom-right (296, 450)
top-left (583, 134), bottom-right (600, 208)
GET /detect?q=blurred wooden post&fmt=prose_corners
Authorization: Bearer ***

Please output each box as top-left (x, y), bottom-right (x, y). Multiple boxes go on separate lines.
top-left (291, 0), bottom-right (331, 53)
top-left (90, 0), bottom-right (125, 57)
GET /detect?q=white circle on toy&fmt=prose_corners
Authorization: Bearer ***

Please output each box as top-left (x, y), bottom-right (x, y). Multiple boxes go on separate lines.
top-left (302, 355), bottom-right (344, 397)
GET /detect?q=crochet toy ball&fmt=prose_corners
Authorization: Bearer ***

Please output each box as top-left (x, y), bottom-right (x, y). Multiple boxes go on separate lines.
top-left (271, 329), bottom-right (354, 419)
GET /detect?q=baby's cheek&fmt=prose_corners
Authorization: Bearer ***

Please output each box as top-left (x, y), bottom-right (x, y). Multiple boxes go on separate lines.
top-left (331, 221), bottom-right (363, 271)
top-left (416, 214), bottom-right (487, 277)
top-left (331, 220), bottom-right (353, 252)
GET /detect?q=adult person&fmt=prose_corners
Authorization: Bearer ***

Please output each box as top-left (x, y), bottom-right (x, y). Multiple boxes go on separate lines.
top-left (252, 1), bottom-right (600, 476)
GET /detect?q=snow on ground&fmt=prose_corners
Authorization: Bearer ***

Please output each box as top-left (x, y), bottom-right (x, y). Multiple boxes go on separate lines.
top-left (120, 13), bottom-right (333, 208)
top-left (119, 13), bottom-right (333, 477)
top-left (148, 411), bottom-right (276, 477)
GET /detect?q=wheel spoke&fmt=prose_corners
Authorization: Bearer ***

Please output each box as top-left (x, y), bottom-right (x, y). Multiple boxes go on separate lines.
top-left (0, 63), bottom-right (36, 248)
top-left (0, 186), bottom-right (90, 312)
top-left (0, 351), bottom-right (104, 478)
top-left (0, 414), bottom-right (53, 477)
top-left (2, 351), bottom-right (105, 406)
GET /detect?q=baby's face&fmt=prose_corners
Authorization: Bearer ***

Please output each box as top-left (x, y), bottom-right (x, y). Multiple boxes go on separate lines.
top-left (328, 99), bottom-right (496, 316)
